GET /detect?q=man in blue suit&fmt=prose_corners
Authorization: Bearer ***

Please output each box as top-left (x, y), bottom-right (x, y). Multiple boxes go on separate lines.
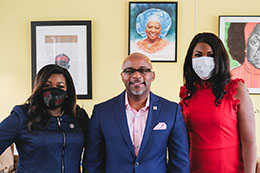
top-left (84, 53), bottom-right (189, 173)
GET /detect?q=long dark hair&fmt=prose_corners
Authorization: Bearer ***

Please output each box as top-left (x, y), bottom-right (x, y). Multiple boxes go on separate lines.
top-left (183, 32), bottom-right (231, 106)
top-left (227, 23), bottom-right (246, 64)
top-left (26, 64), bottom-right (77, 132)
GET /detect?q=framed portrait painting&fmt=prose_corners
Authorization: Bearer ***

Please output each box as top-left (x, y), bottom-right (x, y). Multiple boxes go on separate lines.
top-left (129, 2), bottom-right (177, 62)
top-left (219, 16), bottom-right (260, 94)
top-left (31, 21), bottom-right (92, 99)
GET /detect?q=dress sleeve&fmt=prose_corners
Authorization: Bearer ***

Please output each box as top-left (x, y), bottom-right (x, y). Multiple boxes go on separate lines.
top-left (179, 85), bottom-right (190, 111)
top-left (179, 85), bottom-right (189, 100)
top-left (226, 78), bottom-right (245, 111)
top-left (0, 110), bottom-right (22, 154)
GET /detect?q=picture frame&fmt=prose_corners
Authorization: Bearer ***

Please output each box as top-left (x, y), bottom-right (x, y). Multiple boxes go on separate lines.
top-left (129, 2), bottom-right (177, 62)
top-left (31, 21), bottom-right (92, 99)
top-left (219, 16), bottom-right (260, 94)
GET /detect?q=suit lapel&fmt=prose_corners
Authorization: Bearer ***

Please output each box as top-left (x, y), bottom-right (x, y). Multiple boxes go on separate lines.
top-left (138, 92), bottom-right (160, 157)
top-left (113, 91), bottom-right (136, 156)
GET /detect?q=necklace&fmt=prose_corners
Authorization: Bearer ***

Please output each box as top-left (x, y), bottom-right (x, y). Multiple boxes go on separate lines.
top-left (58, 111), bottom-right (65, 117)
top-left (138, 39), bottom-right (169, 53)
top-left (50, 110), bottom-right (64, 117)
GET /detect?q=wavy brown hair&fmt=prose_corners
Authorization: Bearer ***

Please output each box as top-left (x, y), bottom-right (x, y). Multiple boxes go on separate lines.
top-left (26, 64), bottom-right (77, 132)
top-left (183, 32), bottom-right (231, 106)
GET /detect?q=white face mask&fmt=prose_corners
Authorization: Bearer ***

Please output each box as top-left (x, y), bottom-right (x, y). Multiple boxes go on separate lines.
top-left (192, 56), bottom-right (215, 80)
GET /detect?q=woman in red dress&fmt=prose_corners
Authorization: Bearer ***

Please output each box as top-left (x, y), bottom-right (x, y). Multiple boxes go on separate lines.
top-left (179, 32), bottom-right (256, 172)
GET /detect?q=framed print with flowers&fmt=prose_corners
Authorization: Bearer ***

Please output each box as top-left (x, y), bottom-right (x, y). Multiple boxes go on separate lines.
top-left (129, 2), bottom-right (177, 62)
top-left (31, 21), bottom-right (92, 99)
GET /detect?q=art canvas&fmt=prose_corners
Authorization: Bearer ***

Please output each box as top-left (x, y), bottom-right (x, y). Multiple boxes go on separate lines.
top-left (129, 2), bottom-right (177, 62)
top-left (219, 16), bottom-right (260, 94)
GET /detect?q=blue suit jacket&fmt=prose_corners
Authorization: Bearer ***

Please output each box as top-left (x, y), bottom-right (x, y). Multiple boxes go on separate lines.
top-left (84, 91), bottom-right (189, 173)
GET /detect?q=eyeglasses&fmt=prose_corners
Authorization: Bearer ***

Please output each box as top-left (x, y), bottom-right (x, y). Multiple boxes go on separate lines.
top-left (122, 67), bottom-right (152, 75)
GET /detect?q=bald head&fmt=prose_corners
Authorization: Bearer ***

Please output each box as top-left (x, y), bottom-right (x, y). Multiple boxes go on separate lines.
top-left (121, 52), bottom-right (155, 101)
top-left (122, 53), bottom-right (153, 70)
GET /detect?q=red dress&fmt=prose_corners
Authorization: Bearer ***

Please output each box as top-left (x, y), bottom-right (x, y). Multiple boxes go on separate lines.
top-left (179, 79), bottom-right (244, 173)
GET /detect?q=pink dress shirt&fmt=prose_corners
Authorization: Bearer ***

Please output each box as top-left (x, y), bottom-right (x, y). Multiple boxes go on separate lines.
top-left (125, 93), bottom-right (149, 156)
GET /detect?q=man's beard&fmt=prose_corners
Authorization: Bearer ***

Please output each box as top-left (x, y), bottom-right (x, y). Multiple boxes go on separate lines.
top-left (129, 87), bottom-right (146, 95)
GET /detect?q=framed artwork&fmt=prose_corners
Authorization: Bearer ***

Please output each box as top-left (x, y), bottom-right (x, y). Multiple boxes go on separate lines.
top-left (31, 21), bottom-right (92, 99)
top-left (129, 2), bottom-right (177, 62)
top-left (219, 16), bottom-right (260, 94)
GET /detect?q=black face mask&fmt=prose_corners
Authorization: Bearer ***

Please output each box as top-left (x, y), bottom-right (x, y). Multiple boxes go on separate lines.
top-left (42, 88), bottom-right (67, 110)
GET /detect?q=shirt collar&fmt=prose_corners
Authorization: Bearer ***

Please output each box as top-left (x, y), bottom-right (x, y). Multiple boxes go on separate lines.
top-left (125, 92), bottom-right (150, 110)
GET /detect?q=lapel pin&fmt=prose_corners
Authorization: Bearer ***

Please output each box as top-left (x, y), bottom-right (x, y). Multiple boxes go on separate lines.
top-left (153, 106), bottom-right (157, 110)
top-left (69, 123), bottom-right (75, 129)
